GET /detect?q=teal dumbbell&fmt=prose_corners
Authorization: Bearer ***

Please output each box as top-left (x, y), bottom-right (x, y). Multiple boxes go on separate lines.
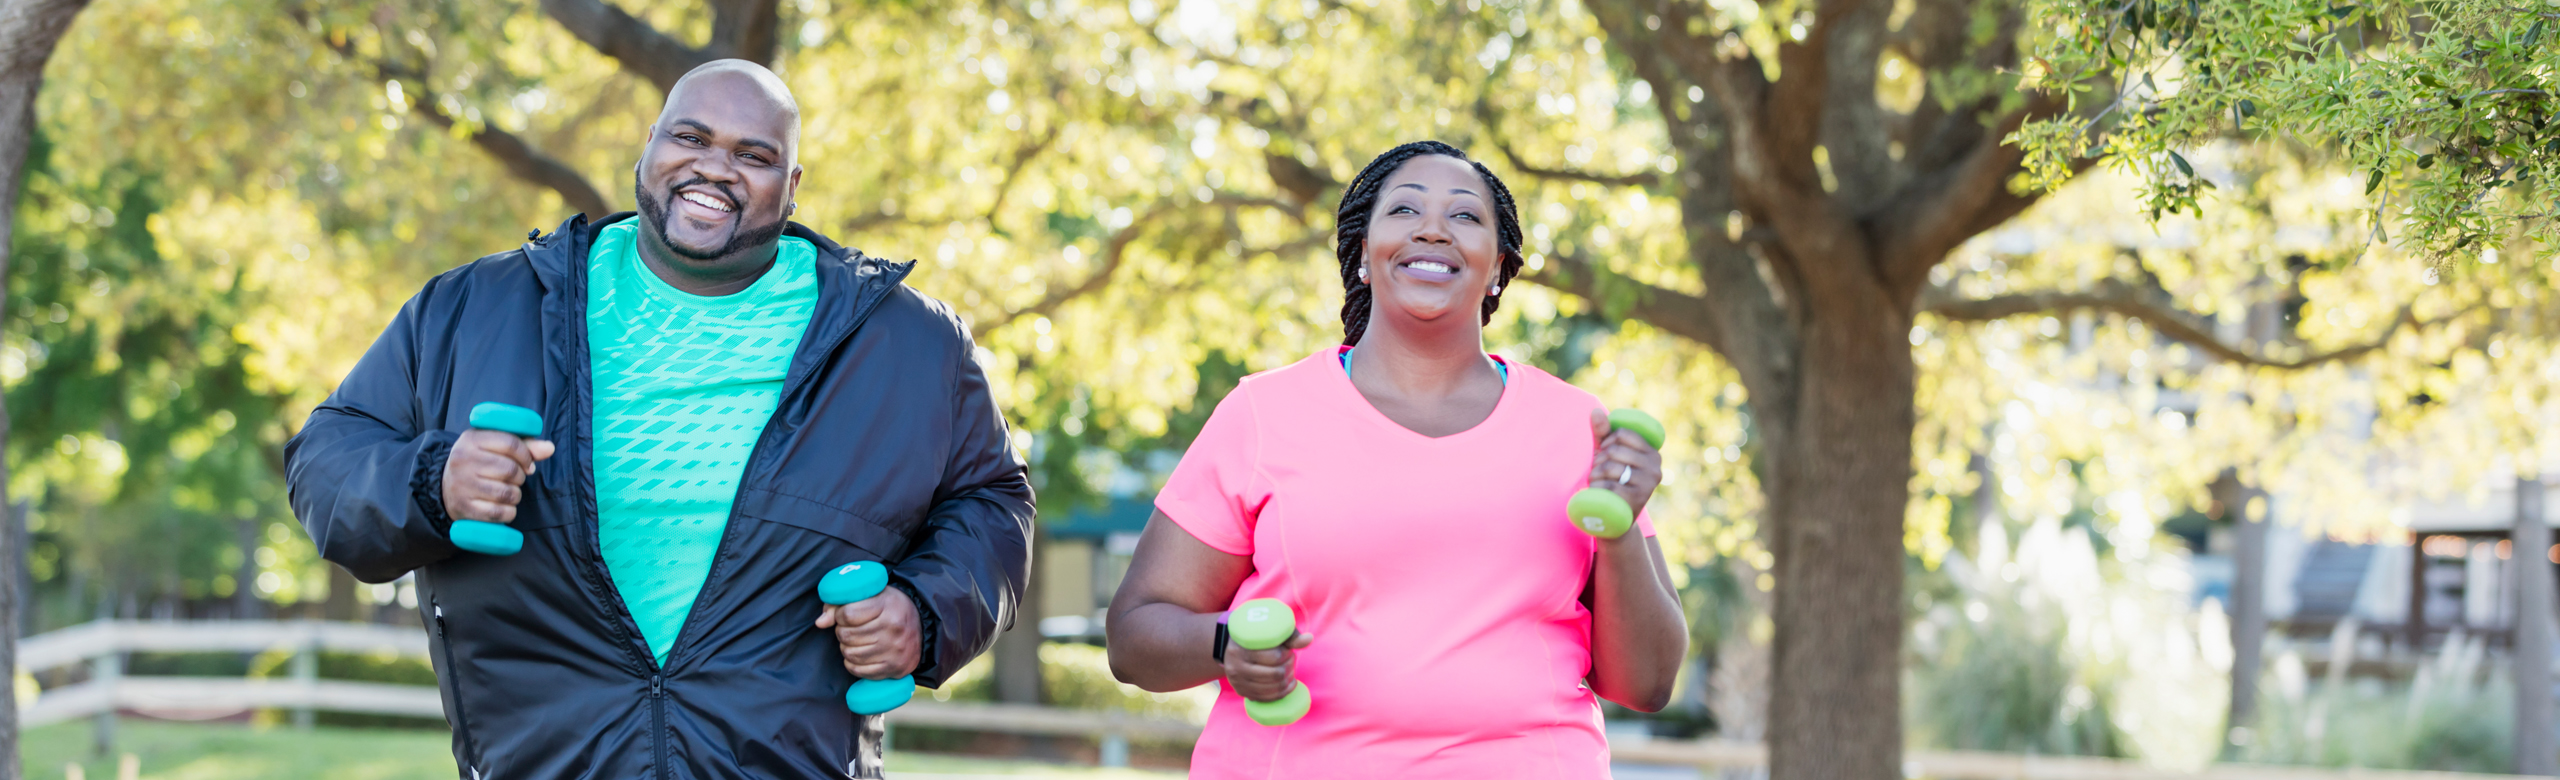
top-left (817, 561), bottom-right (918, 715)
top-left (447, 402), bottom-right (545, 556)
top-left (1228, 598), bottom-right (1311, 726)
top-left (1565, 409), bottom-right (1666, 539)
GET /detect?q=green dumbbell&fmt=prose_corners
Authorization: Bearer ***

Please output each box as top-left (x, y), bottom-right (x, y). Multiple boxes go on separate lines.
top-left (817, 561), bottom-right (917, 715)
top-left (1227, 598), bottom-right (1311, 726)
top-left (448, 402), bottom-right (545, 556)
top-left (1565, 409), bottom-right (1665, 539)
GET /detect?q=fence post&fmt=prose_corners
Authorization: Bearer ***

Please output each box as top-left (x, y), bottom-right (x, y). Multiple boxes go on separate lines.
top-left (1099, 729), bottom-right (1129, 768)
top-left (91, 647), bottom-right (119, 757)
top-left (2516, 474), bottom-right (2555, 776)
top-left (291, 628), bottom-right (318, 731)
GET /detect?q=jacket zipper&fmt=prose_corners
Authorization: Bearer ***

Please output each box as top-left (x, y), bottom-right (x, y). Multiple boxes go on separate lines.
top-left (655, 254), bottom-right (910, 668)
top-left (432, 599), bottom-right (481, 769)
top-left (650, 673), bottom-right (668, 780)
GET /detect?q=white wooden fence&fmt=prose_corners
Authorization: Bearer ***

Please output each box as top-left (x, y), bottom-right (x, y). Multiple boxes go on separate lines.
top-left (16, 620), bottom-right (2536, 779)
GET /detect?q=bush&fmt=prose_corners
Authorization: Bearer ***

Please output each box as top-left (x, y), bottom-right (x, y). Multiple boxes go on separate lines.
top-left (1906, 518), bottom-right (2226, 768)
top-left (2240, 631), bottom-right (2513, 772)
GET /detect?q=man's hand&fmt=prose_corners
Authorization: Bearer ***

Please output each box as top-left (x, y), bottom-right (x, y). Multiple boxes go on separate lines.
top-left (441, 429), bottom-right (556, 523)
top-left (815, 586), bottom-right (923, 680)
top-left (1223, 629), bottom-right (1312, 702)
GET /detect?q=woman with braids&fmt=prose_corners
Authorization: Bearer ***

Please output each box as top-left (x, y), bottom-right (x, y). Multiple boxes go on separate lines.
top-left (1106, 141), bottom-right (1687, 776)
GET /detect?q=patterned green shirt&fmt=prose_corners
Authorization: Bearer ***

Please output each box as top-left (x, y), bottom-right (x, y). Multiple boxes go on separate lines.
top-left (587, 220), bottom-right (818, 663)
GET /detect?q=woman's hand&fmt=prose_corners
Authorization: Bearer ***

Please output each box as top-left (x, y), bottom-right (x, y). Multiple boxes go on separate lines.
top-left (1587, 408), bottom-right (1664, 517)
top-left (1224, 629), bottom-right (1313, 702)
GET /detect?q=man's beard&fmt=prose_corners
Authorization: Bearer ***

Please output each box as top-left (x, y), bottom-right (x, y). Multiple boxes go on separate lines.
top-left (635, 180), bottom-right (789, 261)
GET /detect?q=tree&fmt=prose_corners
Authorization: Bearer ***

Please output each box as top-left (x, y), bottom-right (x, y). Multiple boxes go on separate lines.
top-left (14, 1), bottom-right (2549, 775)
top-left (1, 0), bottom-right (96, 772)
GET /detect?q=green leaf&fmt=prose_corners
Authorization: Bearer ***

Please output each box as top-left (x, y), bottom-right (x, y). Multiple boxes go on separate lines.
top-left (2526, 20), bottom-right (2545, 49)
top-left (2325, 4), bottom-right (2356, 18)
top-left (2366, 168), bottom-right (2384, 193)
top-left (2417, 154), bottom-right (2435, 169)
top-left (2170, 150), bottom-right (2193, 176)
top-left (2237, 99), bottom-right (2258, 117)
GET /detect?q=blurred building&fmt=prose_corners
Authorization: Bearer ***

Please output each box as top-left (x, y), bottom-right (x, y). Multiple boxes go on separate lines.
top-left (2189, 482), bottom-right (2559, 666)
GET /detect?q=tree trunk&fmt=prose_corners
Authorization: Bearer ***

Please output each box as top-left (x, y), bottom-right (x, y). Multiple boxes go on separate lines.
top-left (2516, 474), bottom-right (2555, 775)
top-left (1764, 304), bottom-right (1913, 780)
top-left (0, 1), bottom-right (96, 775)
top-left (1711, 556), bottom-right (1771, 780)
top-left (324, 564), bottom-right (359, 621)
top-left (2219, 470), bottom-right (2267, 754)
top-left (233, 519), bottom-right (263, 619)
top-left (990, 525), bottom-right (1045, 704)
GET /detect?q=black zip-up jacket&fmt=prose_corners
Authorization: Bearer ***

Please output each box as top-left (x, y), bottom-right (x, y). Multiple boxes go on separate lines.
top-left (285, 213), bottom-right (1033, 779)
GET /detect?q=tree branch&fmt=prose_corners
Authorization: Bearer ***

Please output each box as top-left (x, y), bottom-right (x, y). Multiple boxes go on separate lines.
top-left (539, 0), bottom-right (710, 95)
top-left (1874, 93), bottom-right (2066, 295)
top-left (1920, 280), bottom-right (2464, 369)
top-left (1484, 135), bottom-right (1662, 188)
top-left (706, 0), bottom-right (780, 65)
top-left (300, 17), bottom-right (614, 218)
top-left (970, 194), bottom-right (1306, 339)
top-left (411, 102), bottom-right (614, 218)
top-left (984, 122), bottom-right (1064, 224)
top-left (1521, 251), bottom-right (1731, 361)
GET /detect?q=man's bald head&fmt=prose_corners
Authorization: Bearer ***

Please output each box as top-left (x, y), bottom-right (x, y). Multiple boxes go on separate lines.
top-left (660, 59), bottom-right (802, 167)
top-left (631, 59), bottom-right (807, 287)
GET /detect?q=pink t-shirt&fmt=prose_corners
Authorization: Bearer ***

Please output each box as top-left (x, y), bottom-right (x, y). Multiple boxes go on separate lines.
top-left (1156, 347), bottom-right (1654, 779)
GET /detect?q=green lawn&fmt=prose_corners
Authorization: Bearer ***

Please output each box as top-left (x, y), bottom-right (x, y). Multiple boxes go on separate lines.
top-left (24, 721), bottom-right (1177, 779)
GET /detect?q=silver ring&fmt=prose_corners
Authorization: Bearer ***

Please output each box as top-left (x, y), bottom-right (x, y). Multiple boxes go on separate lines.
top-left (1618, 464), bottom-right (1635, 485)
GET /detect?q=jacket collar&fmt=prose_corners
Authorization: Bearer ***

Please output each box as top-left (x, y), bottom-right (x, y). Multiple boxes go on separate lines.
top-left (522, 211), bottom-right (917, 321)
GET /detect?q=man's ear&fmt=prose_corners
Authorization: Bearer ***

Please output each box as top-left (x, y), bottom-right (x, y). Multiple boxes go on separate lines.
top-left (787, 165), bottom-right (804, 210)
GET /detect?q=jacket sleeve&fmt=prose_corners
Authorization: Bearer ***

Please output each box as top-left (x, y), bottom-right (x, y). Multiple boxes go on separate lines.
top-left (284, 288), bottom-right (463, 584)
top-left (889, 327), bottom-right (1035, 687)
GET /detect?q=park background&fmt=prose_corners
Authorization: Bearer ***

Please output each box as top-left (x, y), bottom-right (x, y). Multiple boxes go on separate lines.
top-left (0, 0), bottom-right (2553, 777)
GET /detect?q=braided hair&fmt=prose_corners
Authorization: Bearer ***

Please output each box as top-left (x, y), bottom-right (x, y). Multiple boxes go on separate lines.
top-left (1333, 141), bottom-right (1526, 346)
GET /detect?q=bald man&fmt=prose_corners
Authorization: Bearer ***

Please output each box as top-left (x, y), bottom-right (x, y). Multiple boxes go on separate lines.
top-left (286, 60), bottom-right (1033, 779)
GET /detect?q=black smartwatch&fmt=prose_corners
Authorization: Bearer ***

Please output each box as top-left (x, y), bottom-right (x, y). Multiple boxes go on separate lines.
top-left (1212, 614), bottom-right (1231, 664)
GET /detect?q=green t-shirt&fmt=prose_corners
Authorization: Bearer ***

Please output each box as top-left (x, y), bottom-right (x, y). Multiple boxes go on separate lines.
top-left (587, 220), bottom-right (818, 663)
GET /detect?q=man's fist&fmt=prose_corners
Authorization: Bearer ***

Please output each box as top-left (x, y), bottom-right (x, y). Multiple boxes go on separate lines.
top-left (815, 586), bottom-right (923, 680)
top-left (441, 429), bottom-right (556, 523)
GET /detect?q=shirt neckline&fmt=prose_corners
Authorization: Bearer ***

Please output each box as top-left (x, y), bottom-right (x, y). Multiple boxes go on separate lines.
top-left (1323, 345), bottom-right (1518, 442)
top-left (601, 221), bottom-right (809, 311)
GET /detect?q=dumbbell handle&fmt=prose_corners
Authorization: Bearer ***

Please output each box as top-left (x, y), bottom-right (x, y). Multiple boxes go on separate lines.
top-left (1228, 599), bottom-right (1312, 726)
top-left (448, 403), bottom-right (544, 556)
top-left (818, 561), bottom-right (917, 715)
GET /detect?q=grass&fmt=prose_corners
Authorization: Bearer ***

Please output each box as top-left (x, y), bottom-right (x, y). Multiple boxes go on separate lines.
top-left (22, 721), bottom-right (1178, 779)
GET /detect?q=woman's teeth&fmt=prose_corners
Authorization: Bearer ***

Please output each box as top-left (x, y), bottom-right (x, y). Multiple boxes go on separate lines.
top-left (1405, 260), bottom-right (1453, 273)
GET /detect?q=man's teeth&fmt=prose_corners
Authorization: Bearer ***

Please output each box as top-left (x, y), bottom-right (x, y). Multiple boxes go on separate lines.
top-left (1407, 260), bottom-right (1454, 273)
top-left (682, 192), bottom-right (733, 212)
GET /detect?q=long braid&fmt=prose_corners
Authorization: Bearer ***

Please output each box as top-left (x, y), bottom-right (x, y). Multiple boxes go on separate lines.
top-left (1333, 141), bottom-right (1527, 345)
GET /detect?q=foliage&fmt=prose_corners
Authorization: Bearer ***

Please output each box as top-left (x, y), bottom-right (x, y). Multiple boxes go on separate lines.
top-left (1906, 517), bottom-right (2225, 768)
top-left (2020, 0), bottom-right (2558, 256)
top-left (2239, 632), bottom-right (2514, 772)
top-left (932, 642), bottom-right (1215, 722)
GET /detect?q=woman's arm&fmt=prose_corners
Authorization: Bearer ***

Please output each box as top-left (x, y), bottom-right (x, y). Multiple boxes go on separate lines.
top-left (1582, 411), bottom-right (1689, 712)
top-left (1105, 511), bottom-right (1307, 697)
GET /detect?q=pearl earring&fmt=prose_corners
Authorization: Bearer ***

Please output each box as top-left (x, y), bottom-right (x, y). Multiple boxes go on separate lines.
top-left (1357, 266), bottom-right (1368, 283)
top-left (1489, 284), bottom-right (1503, 295)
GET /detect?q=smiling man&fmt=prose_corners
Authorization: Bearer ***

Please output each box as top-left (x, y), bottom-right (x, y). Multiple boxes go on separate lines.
top-left (285, 60), bottom-right (1032, 779)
